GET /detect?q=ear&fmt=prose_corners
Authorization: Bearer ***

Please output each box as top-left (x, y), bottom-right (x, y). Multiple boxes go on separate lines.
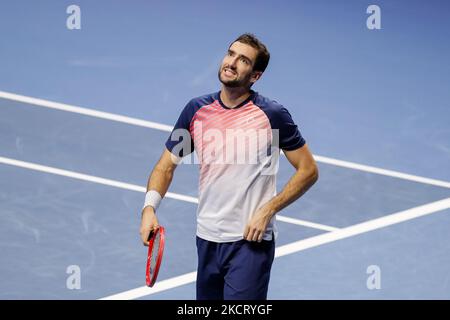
top-left (250, 71), bottom-right (263, 84)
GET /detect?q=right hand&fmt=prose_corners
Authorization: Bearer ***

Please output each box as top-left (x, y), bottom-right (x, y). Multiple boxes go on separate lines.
top-left (140, 206), bottom-right (159, 246)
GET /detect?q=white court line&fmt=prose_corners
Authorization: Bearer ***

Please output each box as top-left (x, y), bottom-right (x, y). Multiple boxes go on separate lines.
top-left (98, 272), bottom-right (198, 300)
top-left (100, 197), bottom-right (450, 300)
top-left (313, 155), bottom-right (450, 189)
top-left (0, 156), bottom-right (335, 232)
top-left (1, 90), bottom-right (449, 189)
top-left (0, 90), bottom-right (173, 132)
top-left (276, 215), bottom-right (338, 232)
top-left (275, 197), bottom-right (450, 257)
top-left (0, 156), bottom-right (197, 204)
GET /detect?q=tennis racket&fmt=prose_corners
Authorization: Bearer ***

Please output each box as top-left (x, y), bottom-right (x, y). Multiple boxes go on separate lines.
top-left (145, 226), bottom-right (165, 287)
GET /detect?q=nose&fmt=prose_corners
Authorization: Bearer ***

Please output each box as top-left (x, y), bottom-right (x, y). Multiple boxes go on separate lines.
top-left (227, 56), bottom-right (238, 69)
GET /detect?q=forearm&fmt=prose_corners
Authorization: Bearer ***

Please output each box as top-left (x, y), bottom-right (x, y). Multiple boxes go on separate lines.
top-left (266, 165), bottom-right (318, 216)
top-left (141, 162), bottom-right (174, 244)
top-left (146, 163), bottom-right (175, 197)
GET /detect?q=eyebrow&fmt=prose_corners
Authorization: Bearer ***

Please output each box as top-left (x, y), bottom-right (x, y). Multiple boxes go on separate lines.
top-left (228, 49), bottom-right (253, 65)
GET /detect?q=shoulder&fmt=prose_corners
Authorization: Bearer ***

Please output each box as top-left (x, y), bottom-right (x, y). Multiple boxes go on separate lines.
top-left (252, 92), bottom-right (293, 126)
top-left (186, 92), bottom-right (218, 110)
top-left (177, 92), bottom-right (218, 123)
top-left (253, 92), bottom-right (284, 111)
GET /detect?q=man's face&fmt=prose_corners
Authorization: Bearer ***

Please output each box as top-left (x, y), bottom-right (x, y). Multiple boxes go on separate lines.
top-left (218, 41), bottom-right (261, 88)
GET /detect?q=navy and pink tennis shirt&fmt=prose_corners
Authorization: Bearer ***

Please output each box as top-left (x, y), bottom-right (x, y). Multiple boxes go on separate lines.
top-left (165, 90), bottom-right (305, 242)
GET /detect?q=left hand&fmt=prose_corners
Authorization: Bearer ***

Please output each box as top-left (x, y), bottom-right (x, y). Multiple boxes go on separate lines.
top-left (243, 205), bottom-right (274, 242)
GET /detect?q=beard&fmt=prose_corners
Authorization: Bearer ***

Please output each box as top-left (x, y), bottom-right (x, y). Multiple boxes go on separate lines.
top-left (217, 66), bottom-right (251, 88)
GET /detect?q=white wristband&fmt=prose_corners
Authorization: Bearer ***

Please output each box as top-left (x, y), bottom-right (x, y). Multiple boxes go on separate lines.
top-left (143, 190), bottom-right (162, 211)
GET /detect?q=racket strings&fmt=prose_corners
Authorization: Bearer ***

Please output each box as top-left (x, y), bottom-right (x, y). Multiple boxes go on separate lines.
top-left (150, 232), bottom-right (161, 275)
top-left (145, 226), bottom-right (165, 287)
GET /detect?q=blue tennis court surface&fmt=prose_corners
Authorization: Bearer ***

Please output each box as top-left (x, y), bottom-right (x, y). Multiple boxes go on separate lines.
top-left (1, 1), bottom-right (449, 299)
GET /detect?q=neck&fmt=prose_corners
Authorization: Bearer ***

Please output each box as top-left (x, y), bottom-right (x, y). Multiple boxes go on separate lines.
top-left (220, 86), bottom-right (252, 109)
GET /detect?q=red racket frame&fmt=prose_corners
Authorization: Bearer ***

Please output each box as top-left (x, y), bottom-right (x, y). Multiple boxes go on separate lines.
top-left (145, 226), bottom-right (165, 287)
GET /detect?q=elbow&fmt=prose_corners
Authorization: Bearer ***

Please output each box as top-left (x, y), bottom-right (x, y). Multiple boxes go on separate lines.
top-left (154, 163), bottom-right (176, 178)
top-left (309, 164), bottom-right (319, 185)
top-left (297, 162), bottom-right (319, 186)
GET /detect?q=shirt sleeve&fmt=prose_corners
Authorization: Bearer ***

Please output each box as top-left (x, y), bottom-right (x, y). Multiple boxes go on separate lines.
top-left (274, 106), bottom-right (306, 151)
top-left (165, 99), bottom-right (197, 157)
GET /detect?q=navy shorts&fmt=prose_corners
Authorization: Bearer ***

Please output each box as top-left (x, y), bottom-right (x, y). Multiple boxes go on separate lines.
top-left (196, 236), bottom-right (275, 300)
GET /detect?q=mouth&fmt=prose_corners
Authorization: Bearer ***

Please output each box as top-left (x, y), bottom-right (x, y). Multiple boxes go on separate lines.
top-left (223, 67), bottom-right (237, 77)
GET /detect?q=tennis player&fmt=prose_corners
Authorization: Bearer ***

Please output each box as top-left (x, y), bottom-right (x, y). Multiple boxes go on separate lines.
top-left (140, 33), bottom-right (319, 300)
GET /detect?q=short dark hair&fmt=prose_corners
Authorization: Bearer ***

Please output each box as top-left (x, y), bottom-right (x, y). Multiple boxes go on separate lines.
top-left (230, 33), bottom-right (270, 73)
